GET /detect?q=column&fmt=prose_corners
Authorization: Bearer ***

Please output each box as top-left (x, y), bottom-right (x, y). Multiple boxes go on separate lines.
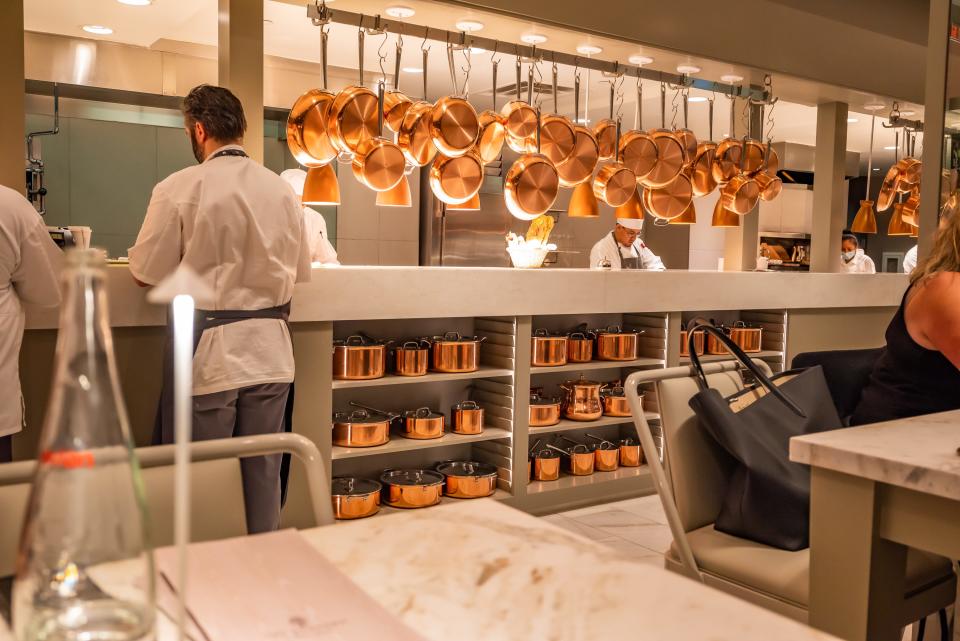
top-left (0, 1), bottom-right (25, 192)
top-left (218, 0), bottom-right (264, 163)
top-left (810, 102), bottom-right (848, 273)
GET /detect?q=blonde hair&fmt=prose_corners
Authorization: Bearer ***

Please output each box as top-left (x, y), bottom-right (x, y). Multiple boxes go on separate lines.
top-left (910, 203), bottom-right (960, 286)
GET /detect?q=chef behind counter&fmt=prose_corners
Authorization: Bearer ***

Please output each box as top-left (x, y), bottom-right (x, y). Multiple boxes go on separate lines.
top-left (589, 218), bottom-right (666, 271)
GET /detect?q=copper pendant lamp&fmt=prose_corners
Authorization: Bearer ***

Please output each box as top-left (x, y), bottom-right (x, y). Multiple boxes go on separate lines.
top-left (614, 186), bottom-right (644, 219)
top-left (886, 202), bottom-right (913, 236)
top-left (711, 198), bottom-right (740, 227)
top-left (669, 201), bottom-right (697, 224)
top-left (376, 173), bottom-right (412, 207)
top-left (448, 191), bottom-right (481, 210)
top-left (851, 113), bottom-right (878, 234)
top-left (567, 180), bottom-right (599, 218)
top-left (302, 163), bottom-right (341, 206)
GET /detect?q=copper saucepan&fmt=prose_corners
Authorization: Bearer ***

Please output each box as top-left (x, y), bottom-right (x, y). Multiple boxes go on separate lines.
top-left (352, 81), bottom-right (405, 192)
top-left (383, 36), bottom-right (412, 133)
top-left (643, 170), bottom-right (694, 221)
top-left (327, 29), bottom-right (378, 158)
top-left (290, 30), bottom-right (336, 166)
top-left (430, 331), bottom-right (485, 373)
top-left (618, 438), bottom-right (644, 467)
top-left (397, 47), bottom-right (437, 168)
top-left (538, 62), bottom-right (576, 167)
top-left (593, 82), bottom-right (617, 162)
top-left (393, 339), bottom-right (430, 376)
top-left (430, 148), bottom-right (484, 205)
top-left (549, 442), bottom-right (595, 476)
top-left (711, 98), bottom-right (743, 184)
top-left (619, 78), bottom-right (658, 184)
top-left (332, 407), bottom-right (392, 448)
top-left (585, 434), bottom-right (620, 472)
top-left (431, 44), bottom-right (480, 157)
top-left (642, 84), bottom-right (685, 189)
top-left (600, 386), bottom-right (633, 417)
top-left (331, 477), bottom-right (381, 519)
top-left (529, 393), bottom-right (561, 427)
top-left (557, 74), bottom-right (600, 188)
top-left (690, 97), bottom-right (718, 197)
top-left (721, 172), bottom-right (761, 215)
top-left (593, 120), bottom-right (638, 208)
top-left (501, 57), bottom-right (538, 153)
top-left (397, 407), bottom-right (445, 440)
top-left (504, 109), bottom-right (560, 220)
top-left (567, 331), bottom-right (594, 363)
top-left (333, 335), bottom-right (386, 380)
top-left (531, 328), bottom-right (568, 367)
top-left (529, 439), bottom-right (561, 481)
top-left (594, 325), bottom-right (640, 361)
top-left (476, 57), bottom-right (506, 164)
top-left (380, 469), bottom-right (444, 508)
top-left (451, 400), bottom-right (485, 435)
top-left (674, 91), bottom-right (698, 164)
top-left (560, 374), bottom-right (604, 421)
top-left (436, 460), bottom-right (498, 499)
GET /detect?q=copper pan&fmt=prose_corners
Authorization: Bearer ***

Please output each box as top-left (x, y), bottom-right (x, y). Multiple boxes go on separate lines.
top-left (397, 48), bottom-right (438, 167)
top-left (739, 138), bottom-right (767, 174)
top-left (504, 110), bottom-right (560, 220)
top-left (618, 79), bottom-right (659, 182)
top-left (896, 158), bottom-right (922, 192)
top-left (674, 91), bottom-right (698, 164)
top-left (593, 82), bottom-right (617, 161)
top-left (430, 148), bottom-right (484, 205)
top-left (430, 44), bottom-right (479, 157)
top-left (712, 99), bottom-right (743, 183)
top-left (288, 30), bottom-right (336, 166)
top-left (351, 82), bottom-right (405, 192)
top-left (755, 171), bottom-right (782, 201)
top-left (901, 188), bottom-right (920, 226)
top-left (557, 73), bottom-right (599, 187)
top-left (721, 174), bottom-right (761, 215)
top-left (593, 120), bottom-right (638, 207)
top-left (327, 29), bottom-right (378, 158)
top-left (383, 36), bottom-right (412, 133)
top-left (539, 61), bottom-right (576, 165)
top-left (642, 84), bottom-right (684, 188)
top-left (642, 172), bottom-right (693, 221)
top-left (501, 57), bottom-right (538, 153)
top-left (689, 97), bottom-right (718, 197)
top-left (877, 164), bottom-right (900, 212)
top-left (475, 58), bottom-right (506, 164)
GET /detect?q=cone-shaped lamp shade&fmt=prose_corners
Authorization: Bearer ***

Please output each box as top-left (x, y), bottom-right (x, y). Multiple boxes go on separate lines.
top-left (376, 174), bottom-right (412, 207)
top-left (669, 201), bottom-right (697, 225)
top-left (910, 224), bottom-right (919, 238)
top-left (851, 199), bottom-right (878, 234)
top-left (567, 181), bottom-right (599, 218)
top-left (614, 187), bottom-right (644, 219)
top-left (302, 164), bottom-right (341, 206)
top-left (448, 191), bottom-right (481, 210)
top-left (886, 203), bottom-right (914, 236)
top-left (711, 199), bottom-right (740, 227)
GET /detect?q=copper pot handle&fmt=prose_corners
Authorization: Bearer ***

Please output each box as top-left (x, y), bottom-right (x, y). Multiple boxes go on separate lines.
top-left (393, 35), bottom-right (402, 94)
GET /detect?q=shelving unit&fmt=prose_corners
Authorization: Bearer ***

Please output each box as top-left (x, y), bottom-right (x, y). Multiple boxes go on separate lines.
top-left (332, 427), bottom-right (511, 459)
top-left (530, 358), bottom-right (664, 374)
top-left (527, 465), bottom-right (651, 495)
top-left (680, 349), bottom-right (783, 364)
top-left (340, 490), bottom-right (514, 523)
top-left (529, 413), bottom-right (658, 436)
top-left (332, 366), bottom-right (514, 389)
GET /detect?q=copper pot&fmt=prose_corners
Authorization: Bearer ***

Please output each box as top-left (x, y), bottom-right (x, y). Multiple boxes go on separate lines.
top-left (531, 329), bottom-right (568, 367)
top-left (529, 441), bottom-right (561, 481)
top-left (393, 340), bottom-right (430, 377)
top-left (504, 151), bottom-right (560, 220)
top-left (398, 407), bottom-right (445, 440)
top-left (567, 331), bottom-right (594, 363)
top-left (593, 162), bottom-right (638, 208)
top-left (738, 139), bottom-right (767, 174)
top-left (601, 386), bottom-right (633, 417)
top-left (721, 174), bottom-right (761, 215)
top-left (540, 109), bottom-right (576, 167)
top-left (559, 375), bottom-right (604, 421)
top-left (288, 89), bottom-right (337, 167)
top-left (451, 400), bottom-right (485, 435)
top-left (549, 442), bottom-right (595, 476)
top-left (706, 330), bottom-right (731, 355)
top-left (594, 326), bottom-right (639, 361)
top-left (755, 172), bottom-right (782, 202)
top-left (643, 171), bottom-right (694, 221)
top-left (332, 408), bottom-right (391, 448)
top-left (380, 469), bottom-right (444, 509)
top-left (585, 435), bottom-right (620, 472)
top-left (501, 59), bottom-right (538, 153)
top-left (728, 322), bottom-right (762, 353)
top-left (680, 329), bottom-right (705, 357)
top-left (712, 137), bottom-right (744, 184)
top-left (619, 130), bottom-right (659, 183)
top-left (593, 83), bottom-right (618, 161)
top-left (331, 477), bottom-right (381, 519)
top-left (618, 438), bottom-right (644, 467)
top-left (429, 148), bottom-right (484, 205)
top-left (327, 31), bottom-right (378, 157)
top-left (436, 461), bottom-right (498, 499)
top-left (557, 74), bottom-right (600, 188)
top-left (333, 335), bottom-right (385, 380)
top-left (430, 332), bottom-right (484, 373)
top-left (529, 393), bottom-right (561, 427)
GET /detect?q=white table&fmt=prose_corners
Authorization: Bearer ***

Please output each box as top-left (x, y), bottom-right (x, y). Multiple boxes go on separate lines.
top-left (1, 500), bottom-right (837, 640)
top-left (791, 410), bottom-right (960, 641)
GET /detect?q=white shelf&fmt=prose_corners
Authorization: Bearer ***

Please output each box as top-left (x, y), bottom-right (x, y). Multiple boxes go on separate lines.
top-left (332, 365), bottom-right (514, 390)
top-left (528, 413), bottom-right (659, 436)
top-left (530, 357), bottom-right (665, 374)
top-left (679, 350), bottom-right (783, 364)
top-left (527, 465), bottom-right (651, 495)
top-left (332, 427), bottom-right (511, 459)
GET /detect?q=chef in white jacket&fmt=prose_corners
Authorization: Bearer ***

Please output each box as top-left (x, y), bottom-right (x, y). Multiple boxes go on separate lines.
top-left (280, 169), bottom-right (339, 265)
top-left (840, 233), bottom-right (876, 273)
top-left (903, 245), bottom-right (918, 274)
top-left (0, 186), bottom-right (62, 462)
top-left (589, 218), bottom-right (666, 270)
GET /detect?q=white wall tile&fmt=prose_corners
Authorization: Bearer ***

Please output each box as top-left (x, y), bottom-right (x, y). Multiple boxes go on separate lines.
top-left (378, 240), bottom-right (418, 266)
top-left (336, 238), bottom-right (378, 265)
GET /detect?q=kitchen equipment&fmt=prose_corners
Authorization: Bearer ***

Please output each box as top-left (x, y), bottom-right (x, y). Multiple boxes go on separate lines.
top-left (397, 47), bottom-right (437, 167)
top-left (529, 440), bottom-right (561, 481)
top-left (559, 375), bottom-right (604, 421)
top-left (557, 72), bottom-right (600, 187)
top-left (618, 438), bottom-right (644, 467)
top-left (594, 326), bottom-right (640, 361)
top-left (332, 335), bottom-right (386, 380)
top-left (619, 78), bottom-right (658, 183)
top-left (679, 329), bottom-right (706, 356)
top-left (706, 327), bottom-right (732, 355)
top-left (593, 120), bottom-right (637, 208)
top-left (327, 29), bottom-right (378, 157)
top-left (643, 84), bottom-right (685, 189)
top-left (600, 386), bottom-right (634, 417)
top-left (429, 331), bottom-right (485, 373)
top-left (502, 57), bottom-right (538, 153)
top-left (642, 171), bottom-right (694, 221)
top-left (728, 321), bottom-right (762, 353)
top-left (538, 62), bottom-right (576, 166)
top-left (720, 172), bottom-right (761, 215)
top-left (332, 407), bottom-right (391, 447)
top-left (674, 91), bottom-right (698, 163)
top-left (690, 98), bottom-right (719, 197)
top-left (450, 400), bottom-right (485, 435)
top-left (383, 35), bottom-right (412, 132)
top-left (290, 30), bottom-right (337, 166)
top-left (398, 407), bottom-right (445, 439)
top-left (331, 477), bottom-right (381, 519)
top-left (430, 44), bottom-right (480, 157)
top-left (738, 139), bottom-right (767, 174)
top-left (476, 58), bottom-right (506, 164)
top-left (529, 392), bottom-right (562, 427)
top-left (429, 148), bottom-right (484, 205)
top-left (549, 441), bottom-right (595, 476)
top-left (435, 461), bottom-right (499, 499)
top-left (531, 328), bottom-right (568, 367)
top-left (593, 82), bottom-right (618, 161)
top-left (379, 469), bottom-right (444, 508)
top-left (566, 331), bottom-right (594, 363)
top-left (712, 98), bottom-right (744, 184)
top-left (393, 339), bottom-right (430, 376)
top-left (504, 110), bottom-right (560, 220)
top-left (351, 81), bottom-right (405, 192)
top-left (585, 434), bottom-right (620, 472)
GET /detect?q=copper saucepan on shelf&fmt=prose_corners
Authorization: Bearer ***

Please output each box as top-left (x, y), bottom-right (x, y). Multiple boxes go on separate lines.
top-left (529, 393), bottom-right (561, 428)
top-left (559, 374), bottom-right (604, 422)
top-left (393, 339), bottom-right (430, 376)
top-left (333, 335), bottom-right (386, 380)
top-left (531, 328), bottom-right (568, 367)
top-left (593, 326), bottom-right (641, 361)
top-left (585, 434), bottom-right (620, 472)
top-left (548, 442), bottom-right (595, 476)
top-left (728, 321), bottom-right (762, 353)
top-left (567, 331), bottom-right (594, 363)
top-left (331, 477), bottom-right (382, 519)
top-left (429, 332), bottom-right (485, 373)
top-left (680, 328), bottom-right (706, 357)
top-left (332, 406), bottom-right (393, 448)
top-left (600, 386), bottom-right (634, 417)
top-left (380, 469), bottom-right (445, 508)
top-left (436, 460), bottom-right (499, 499)
top-left (618, 438), bottom-right (644, 467)
top-left (529, 439), bottom-right (561, 482)
top-left (450, 400), bottom-right (485, 435)
top-left (397, 407), bottom-right (446, 440)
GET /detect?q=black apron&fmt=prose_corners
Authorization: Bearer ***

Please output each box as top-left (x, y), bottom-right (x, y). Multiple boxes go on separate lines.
top-left (611, 232), bottom-right (642, 270)
top-left (152, 147), bottom-right (296, 504)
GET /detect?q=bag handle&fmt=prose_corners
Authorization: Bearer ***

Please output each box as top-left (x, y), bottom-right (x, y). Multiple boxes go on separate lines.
top-left (686, 320), bottom-right (807, 418)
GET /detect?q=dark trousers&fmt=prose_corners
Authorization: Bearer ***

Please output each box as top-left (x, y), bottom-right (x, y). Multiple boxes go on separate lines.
top-left (192, 383), bottom-right (291, 534)
top-left (0, 435), bottom-right (11, 464)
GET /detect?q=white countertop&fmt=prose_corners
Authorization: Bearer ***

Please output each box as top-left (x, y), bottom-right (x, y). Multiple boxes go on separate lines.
top-left (790, 410), bottom-right (960, 501)
top-left (24, 265), bottom-right (906, 329)
top-left (0, 500), bottom-right (837, 641)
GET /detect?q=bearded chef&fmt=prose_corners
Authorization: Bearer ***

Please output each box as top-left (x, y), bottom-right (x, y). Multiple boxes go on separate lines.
top-left (589, 218), bottom-right (666, 270)
top-left (280, 169), bottom-right (339, 266)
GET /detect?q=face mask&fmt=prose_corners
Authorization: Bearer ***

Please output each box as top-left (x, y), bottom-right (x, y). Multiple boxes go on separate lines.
top-left (842, 251), bottom-right (856, 262)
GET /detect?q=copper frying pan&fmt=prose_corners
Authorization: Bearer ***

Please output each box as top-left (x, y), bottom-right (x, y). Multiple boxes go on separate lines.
top-left (720, 173), bottom-right (761, 215)
top-left (430, 44), bottom-right (480, 157)
top-left (593, 83), bottom-right (617, 161)
top-left (739, 138), bottom-right (767, 174)
top-left (618, 78), bottom-right (658, 182)
top-left (327, 29), bottom-right (379, 158)
top-left (593, 120), bottom-right (637, 207)
top-left (539, 61), bottom-right (576, 166)
top-left (475, 57), bottom-right (506, 164)
top-left (352, 81), bottom-right (406, 192)
top-left (689, 97), bottom-right (718, 197)
top-left (383, 34), bottom-right (412, 133)
top-left (643, 170), bottom-right (693, 221)
top-left (430, 148), bottom-right (484, 204)
top-left (289, 29), bottom-right (336, 166)
top-left (397, 47), bottom-right (437, 167)
top-left (557, 72), bottom-right (599, 188)
top-left (712, 97), bottom-right (743, 184)
top-left (502, 57), bottom-right (538, 153)
top-left (642, 84), bottom-right (684, 188)
top-left (504, 110), bottom-right (560, 220)
top-left (674, 91), bottom-right (698, 164)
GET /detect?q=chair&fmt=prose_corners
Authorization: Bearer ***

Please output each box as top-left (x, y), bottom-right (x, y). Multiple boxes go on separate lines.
top-left (0, 432), bottom-right (333, 578)
top-left (624, 362), bottom-right (955, 625)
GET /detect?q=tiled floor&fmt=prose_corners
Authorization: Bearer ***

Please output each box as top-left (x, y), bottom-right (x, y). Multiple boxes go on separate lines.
top-left (543, 495), bottom-right (672, 568)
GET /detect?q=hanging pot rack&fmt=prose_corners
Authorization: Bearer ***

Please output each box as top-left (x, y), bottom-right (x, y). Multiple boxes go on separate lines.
top-left (307, 2), bottom-right (771, 102)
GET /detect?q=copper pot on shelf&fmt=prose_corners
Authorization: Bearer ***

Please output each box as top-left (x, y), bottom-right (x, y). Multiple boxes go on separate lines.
top-left (436, 461), bottom-right (498, 499)
top-left (450, 400), bottom-right (485, 435)
top-left (728, 322), bottom-right (762, 353)
top-left (601, 386), bottom-right (634, 417)
top-left (393, 339), bottom-right (430, 376)
top-left (680, 329), bottom-right (705, 357)
top-left (618, 438), bottom-right (644, 467)
top-left (567, 331), bottom-right (594, 363)
top-left (529, 393), bottom-right (561, 428)
top-left (531, 329), bottom-right (568, 367)
top-left (585, 434), bottom-right (620, 472)
top-left (332, 407), bottom-right (392, 448)
top-left (430, 332), bottom-right (485, 373)
top-left (331, 477), bottom-right (381, 519)
top-left (529, 440), bottom-right (561, 482)
top-left (549, 441), bottom-right (595, 476)
top-left (594, 326), bottom-right (640, 361)
top-left (333, 335), bottom-right (386, 380)
top-left (397, 407), bottom-right (445, 440)
top-left (706, 328), bottom-right (732, 356)
top-left (559, 375), bottom-right (604, 422)
top-left (379, 469), bottom-right (444, 509)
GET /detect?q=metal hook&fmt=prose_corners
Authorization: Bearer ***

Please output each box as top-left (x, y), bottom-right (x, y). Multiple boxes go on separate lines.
top-left (311, 0), bottom-right (332, 26)
top-left (490, 41), bottom-right (500, 65)
top-left (377, 27), bottom-right (390, 83)
top-left (421, 26), bottom-right (430, 52)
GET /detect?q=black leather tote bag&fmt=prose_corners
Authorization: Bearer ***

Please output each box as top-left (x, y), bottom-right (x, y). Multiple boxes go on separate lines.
top-left (687, 322), bottom-right (842, 551)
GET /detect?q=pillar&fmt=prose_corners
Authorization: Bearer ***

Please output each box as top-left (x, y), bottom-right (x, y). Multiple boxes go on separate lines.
top-left (0, 1), bottom-right (25, 192)
top-left (218, 0), bottom-right (264, 163)
top-left (810, 102), bottom-right (848, 273)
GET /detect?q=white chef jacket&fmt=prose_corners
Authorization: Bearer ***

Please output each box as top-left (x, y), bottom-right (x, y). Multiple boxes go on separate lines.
top-left (0, 186), bottom-right (62, 436)
top-left (129, 144), bottom-right (312, 396)
top-left (589, 233), bottom-right (666, 271)
top-left (840, 248), bottom-right (876, 274)
top-left (303, 206), bottom-right (339, 265)
top-left (903, 245), bottom-right (918, 274)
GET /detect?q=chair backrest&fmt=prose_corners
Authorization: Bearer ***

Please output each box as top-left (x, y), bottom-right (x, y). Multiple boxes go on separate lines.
top-left (656, 369), bottom-right (748, 533)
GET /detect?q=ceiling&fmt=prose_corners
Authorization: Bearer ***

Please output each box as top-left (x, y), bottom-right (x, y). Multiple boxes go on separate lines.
top-left (24, 0), bottom-right (927, 171)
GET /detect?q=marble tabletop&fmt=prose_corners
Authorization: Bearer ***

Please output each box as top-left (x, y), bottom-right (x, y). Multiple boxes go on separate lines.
top-left (790, 409), bottom-right (960, 501)
top-left (0, 500), bottom-right (837, 641)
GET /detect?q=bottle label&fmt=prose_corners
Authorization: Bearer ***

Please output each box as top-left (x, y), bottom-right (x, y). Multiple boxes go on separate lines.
top-left (41, 450), bottom-right (95, 469)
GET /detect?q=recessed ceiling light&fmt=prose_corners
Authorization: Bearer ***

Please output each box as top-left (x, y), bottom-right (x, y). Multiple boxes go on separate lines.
top-left (720, 74), bottom-right (744, 83)
top-left (402, 67), bottom-right (423, 73)
top-left (900, 110), bottom-right (915, 116)
top-left (82, 25), bottom-right (113, 35)
top-left (629, 55), bottom-right (654, 66)
top-left (455, 20), bottom-right (484, 32)
top-left (577, 45), bottom-right (603, 55)
top-left (521, 34), bottom-right (548, 45)
top-left (117, 0), bottom-right (152, 5)
top-left (676, 64), bottom-right (701, 74)
top-left (864, 102), bottom-right (885, 111)
top-left (847, 118), bottom-right (859, 123)
top-left (385, 5), bottom-right (415, 18)
top-left (688, 96), bottom-right (708, 103)
top-left (883, 145), bottom-right (898, 150)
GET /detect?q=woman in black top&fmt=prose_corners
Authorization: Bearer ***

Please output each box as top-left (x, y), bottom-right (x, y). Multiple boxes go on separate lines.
top-left (851, 207), bottom-right (960, 425)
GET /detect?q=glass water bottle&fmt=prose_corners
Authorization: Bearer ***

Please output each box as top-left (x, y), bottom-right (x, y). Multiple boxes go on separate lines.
top-left (13, 249), bottom-right (155, 641)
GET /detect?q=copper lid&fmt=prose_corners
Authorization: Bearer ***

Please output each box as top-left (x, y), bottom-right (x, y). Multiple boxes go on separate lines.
top-left (432, 98), bottom-right (480, 156)
top-left (557, 126), bottom-right (600, 187)
top-left (619, 131), bottom-right (658, 181)
top-left (328, 86), bottom-right (379, 154)
top-left (398, 101), bottom-right (438, 167)
top-left (430, 150), bottom-right (483, 204)
top-left (540, 115), bottom-right (576, 165)
top-left (594, 163), bottom-right (637, 208)
top-left (505, 154), bottom-right (559, 218)
top-left (643, 131), bottom-right (684, 188)
top-left (594, 119), bottom-right (617, 161)
top-left (643, 173), bottom-right (693, 220)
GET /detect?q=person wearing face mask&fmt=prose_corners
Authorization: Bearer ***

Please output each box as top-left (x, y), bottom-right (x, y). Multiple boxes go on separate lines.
top-left (279, 169), bottom-right (339, 266)
top-left (840, 233), bottom-right (876, 274)
top-left (128, 84), bottom-right (311, 534)
top-left (589, 218), bottom-right (666, 270)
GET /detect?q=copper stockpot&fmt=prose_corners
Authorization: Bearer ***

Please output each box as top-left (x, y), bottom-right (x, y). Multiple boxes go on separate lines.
top-left (436, 461), bottom-right (498, 499)
top-left (594, 326), bottom-right (640, 361)
top-left (642, 172), bottom-right (694, 221)
top-left (601, 386), bottom-right (633, 417)
top-left (430, 332), bottom-right (484, 373)
top-left (729, 322), bottom-right (762, 353)
top-left (560, 375), bottom-right (604, 422)
top-left (619, 438), bottom-right (644, 467)
top-left (529, 393), bottom-right (561, 428)
top-left (721, 174), bottom-right (761, 215)
top-left (331, 477), bottom-right (381, 519)
top-left (333, 335), bottom-right (386, 380)
top-left (585, 435), bottom-right (620, 472)
top-left (619, 130), bottom-right (658, 183)
top-left (549, 442), bottom-right (595, 476)
top-left (332, 408), bottom-right (391, 448)
top-left (430, 148), bottom-right (484, 205)
top-left (502, 59), bottom-right (538, 153)
top-left (567, 331), bottom-right (594, 363)
top-left (531, 329), bottom-right (568, 367)
top-left (393, 340), bottom-right (430, 376)
top-left (451, 400), bottom-right (485, 435)
top-left (529, 441), bottom-right (561, 481)
top-left (398, 407), bottom-right (445, 440)
top-left (380, 469), bottom-right (444, 509)
top-left (680, 329), bottom-right (706, 357)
